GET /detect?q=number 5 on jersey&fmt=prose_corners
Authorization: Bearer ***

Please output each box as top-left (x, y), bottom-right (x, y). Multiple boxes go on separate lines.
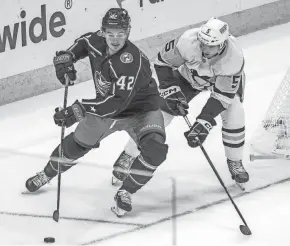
top-left (116, 76), bottom-right (135, 90)
top-left (232, 75), bottom-right (242, 89)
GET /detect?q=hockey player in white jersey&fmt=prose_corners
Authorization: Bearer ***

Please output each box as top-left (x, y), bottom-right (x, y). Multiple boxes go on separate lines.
top-left (112, 17), bottom-right (249, 188)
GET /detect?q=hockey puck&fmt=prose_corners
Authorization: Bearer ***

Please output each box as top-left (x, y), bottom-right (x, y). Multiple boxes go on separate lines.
top-left (44, 237), bottom-right (55, 243)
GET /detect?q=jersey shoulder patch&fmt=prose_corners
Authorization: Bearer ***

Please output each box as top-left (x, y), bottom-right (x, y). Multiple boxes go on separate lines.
top-left (120, 52), bottom-right (134, 63)
top-left (119, 41), bottom-right (146, 67)
top-left (109, 42), bottom-right (143, 76)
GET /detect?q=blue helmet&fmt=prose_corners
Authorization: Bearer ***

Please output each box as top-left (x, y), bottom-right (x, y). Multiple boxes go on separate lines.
top-left (102, 8), bottom-right (131, 30)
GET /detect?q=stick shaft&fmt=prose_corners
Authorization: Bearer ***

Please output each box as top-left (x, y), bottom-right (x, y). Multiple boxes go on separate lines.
top-left (183, 115), bottom-right (250, 228)
top-left (54, 74), bottom-right (70, 221)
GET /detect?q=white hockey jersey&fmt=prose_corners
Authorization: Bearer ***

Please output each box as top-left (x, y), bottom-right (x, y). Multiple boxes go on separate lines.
top-left (155, 28), bottom-right (245, 107)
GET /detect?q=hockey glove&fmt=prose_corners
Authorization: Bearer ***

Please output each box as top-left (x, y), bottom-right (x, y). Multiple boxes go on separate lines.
top-left (53, 51), bottom-right (77, 86)
top-left (159, 85), bottom-right (189, 116)
top-left (53, 100), bottom-right (86, 128)
top-left (184, 114), bottom-right (216, 148)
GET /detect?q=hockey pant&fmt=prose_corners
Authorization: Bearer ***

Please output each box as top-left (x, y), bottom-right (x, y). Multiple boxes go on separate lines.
top-left (123, 95), bottom-right (245, 162)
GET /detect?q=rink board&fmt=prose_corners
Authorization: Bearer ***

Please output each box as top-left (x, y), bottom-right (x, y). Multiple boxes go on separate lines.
top-left (1, 0), bottom-right (290, 105)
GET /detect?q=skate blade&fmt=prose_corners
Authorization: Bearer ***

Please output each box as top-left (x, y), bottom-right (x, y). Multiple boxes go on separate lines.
top-left (235, 181), bottom-right (246, 192)
top-left (111, 176), bottom-right (122, 186)
top-left (111, 206), bottom-right (127, 218)
top-left (21, 189), bottom-right (47, 195)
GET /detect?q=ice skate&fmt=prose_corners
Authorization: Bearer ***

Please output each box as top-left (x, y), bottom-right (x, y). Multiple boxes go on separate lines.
top-left (25, 171), bottom-right (53, 192)
top-left (112, 151), bottom-right (135, 186)
top-left (111, 189), bottom-right (132, 217)
top-left (227, 159), bottom-right (249, 191)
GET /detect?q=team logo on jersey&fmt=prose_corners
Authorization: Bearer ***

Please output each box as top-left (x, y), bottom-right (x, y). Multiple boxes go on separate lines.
top-left (120, 52), bottom-right (133, 63)
top-left (94, 71), bottom-right (111, 97)
top-left (190, 69), bottom-right (214, 89)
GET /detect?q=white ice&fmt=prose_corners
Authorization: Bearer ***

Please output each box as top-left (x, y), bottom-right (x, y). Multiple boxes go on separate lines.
top-left (1, 22), bottom-right (290, 246)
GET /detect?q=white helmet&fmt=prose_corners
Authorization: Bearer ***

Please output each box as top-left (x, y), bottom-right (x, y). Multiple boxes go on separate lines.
top-left (198, 17), bottom-right (229, 46)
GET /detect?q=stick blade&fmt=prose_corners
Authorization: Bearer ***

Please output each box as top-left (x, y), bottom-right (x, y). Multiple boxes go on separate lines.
top-left (53, 210), bottom-right (59, 222)
top-left (239, 225), bottom-right (252, 235)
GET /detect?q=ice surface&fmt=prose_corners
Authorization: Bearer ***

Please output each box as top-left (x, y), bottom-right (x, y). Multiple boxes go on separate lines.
top-left (1, 23), bottom-right (290, 245)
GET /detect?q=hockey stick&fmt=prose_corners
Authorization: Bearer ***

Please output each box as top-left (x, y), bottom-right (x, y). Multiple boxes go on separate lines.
top-left (53, 74), bottom-right (70, 222)
top-left (177, 105), bottom-right (251, 235)
top-left (250, 153), bottom-right (290, 161)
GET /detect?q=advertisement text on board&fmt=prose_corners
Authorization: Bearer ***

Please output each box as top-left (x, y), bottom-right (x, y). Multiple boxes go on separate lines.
top-left (0, 4), bottom-right (66, 53)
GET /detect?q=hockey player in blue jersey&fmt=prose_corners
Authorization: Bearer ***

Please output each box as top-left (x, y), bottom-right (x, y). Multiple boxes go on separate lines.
top-left (25, 8), bottom-right (168, 217)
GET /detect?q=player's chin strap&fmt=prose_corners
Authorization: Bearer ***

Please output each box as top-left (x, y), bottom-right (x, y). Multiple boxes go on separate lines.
top-left (53, 74), bottom-right (70, 223)
top-left (177, 104), bottom-right (252, 236)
